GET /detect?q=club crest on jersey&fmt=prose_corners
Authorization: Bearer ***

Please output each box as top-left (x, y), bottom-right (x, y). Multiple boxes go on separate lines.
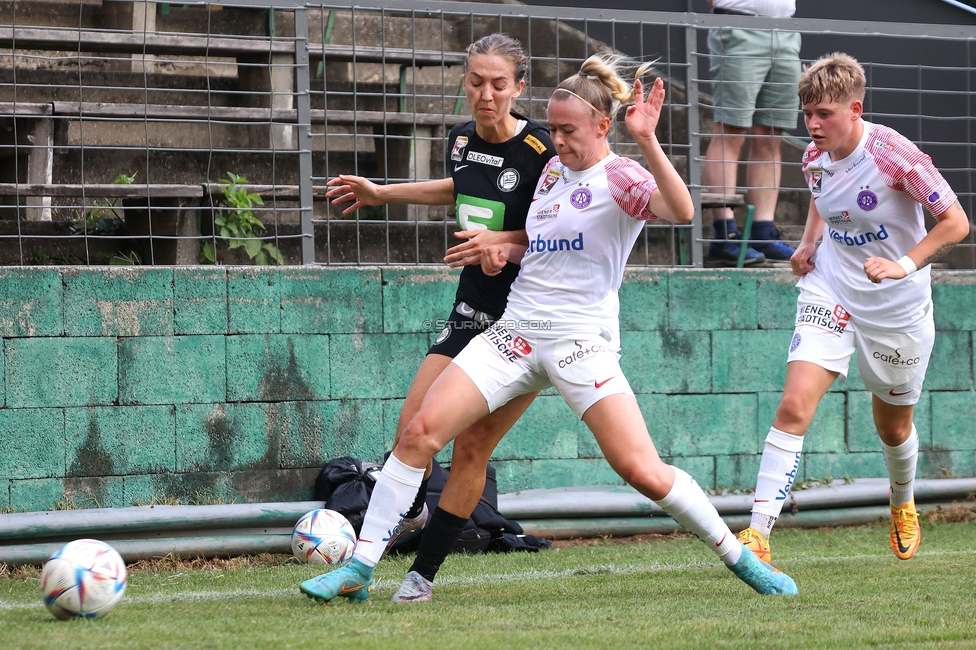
top-left (857, 188), bottom-right (879, 211)
top-left (497, 168), bottom-right (520, 192)
top-left (790, 333), bottom-right (801, 353)
top-left (538, 169), bottom-right (561, 195)
top-left (810, 168), bottom-right (823, 195)
top-left (467, 151), bottom-right (504, 167)
top-left (450, 136), bottom-right (468, 162)
top-left (570, 187), bottom-right (592, 209)
top-left (435, 326), bottom-right (451, 345)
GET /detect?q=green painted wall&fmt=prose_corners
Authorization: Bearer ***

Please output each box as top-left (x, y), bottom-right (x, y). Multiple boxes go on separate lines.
top-left (1, 266), bottom-right (974, 512)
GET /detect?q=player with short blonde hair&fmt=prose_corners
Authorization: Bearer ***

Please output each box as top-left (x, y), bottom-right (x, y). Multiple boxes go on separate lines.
top-left (737, 52), bottom-right (970, 566)
top-left (797, 51), bottom-right (866, 105)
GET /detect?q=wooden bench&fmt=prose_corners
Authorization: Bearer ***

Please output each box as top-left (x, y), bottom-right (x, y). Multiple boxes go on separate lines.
top-left (0, 183), bottom-right (203, 264)
top-left (0, 182), bottom-right (346, 264)
top-left (0, 26), bottom-right (295, 58)
top-left (309, 43), bottom-right (466, 67)
top-left (701, 192), bottom-right (745, 209)
top-left (44, 101), bottom-right (470, 128)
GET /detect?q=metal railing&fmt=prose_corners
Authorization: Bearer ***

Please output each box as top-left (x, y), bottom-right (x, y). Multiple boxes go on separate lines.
top-left (0, 0), bottom-right (973, 267)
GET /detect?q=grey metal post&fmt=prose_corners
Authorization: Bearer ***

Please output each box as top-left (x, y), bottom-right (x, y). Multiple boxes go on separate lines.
top-left (684, 22), bottom-right (704, 267)
top-left (294, 7), bottom-right (315, 265)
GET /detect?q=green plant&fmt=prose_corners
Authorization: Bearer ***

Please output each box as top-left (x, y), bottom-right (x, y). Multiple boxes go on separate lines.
top-left (71, 172), bottom-right (136, 234)
top-left (110, 250), bottom-right (142, 266)
top-left (30, 246), bottom-right (49, 265)
top-left (200, 172), bottom-right (283, 266)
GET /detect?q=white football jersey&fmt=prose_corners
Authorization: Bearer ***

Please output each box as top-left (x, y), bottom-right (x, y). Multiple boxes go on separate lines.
top-left (800, 120), bottom-right (956, 330)
top-left (502, 153), bottom-right (659, 349)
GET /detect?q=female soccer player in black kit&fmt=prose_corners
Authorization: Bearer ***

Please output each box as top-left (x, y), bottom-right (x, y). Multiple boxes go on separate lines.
top-left (324, 33), bottom-right (556, 600)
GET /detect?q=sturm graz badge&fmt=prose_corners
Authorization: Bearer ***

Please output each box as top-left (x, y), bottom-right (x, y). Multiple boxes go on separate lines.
top-left (497, 168), bottom-right (520, 192)
top-left (435, 325), bottom-right (452, 345)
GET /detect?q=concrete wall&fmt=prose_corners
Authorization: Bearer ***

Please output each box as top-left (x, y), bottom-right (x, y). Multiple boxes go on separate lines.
top-left (1, 266), bottom-right (975, 512)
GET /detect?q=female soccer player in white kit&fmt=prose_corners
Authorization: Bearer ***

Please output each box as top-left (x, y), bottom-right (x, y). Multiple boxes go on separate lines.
top-left (736, 53), bottom-right (970, 566)
top-left (300, 53), bottom-right (798, 603)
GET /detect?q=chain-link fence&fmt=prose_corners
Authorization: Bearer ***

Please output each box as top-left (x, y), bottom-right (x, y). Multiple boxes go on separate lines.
top-left (0, 0), bottom-right (973, 267)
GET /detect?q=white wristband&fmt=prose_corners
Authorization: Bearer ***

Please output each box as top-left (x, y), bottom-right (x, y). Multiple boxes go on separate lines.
top-left (896, 255), bottom-right (918, 276)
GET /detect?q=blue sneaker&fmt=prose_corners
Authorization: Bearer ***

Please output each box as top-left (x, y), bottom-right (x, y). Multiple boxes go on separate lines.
top-left (708, 236), bottom-right (766, 266)
top-left (708, 219), bottom-right (765, 267)
top-left (750, 223), bottom-right (796, 263)
top-left (728, 544), bottom-right (798, 596)
top-left (752, 238), bottom-right (796, 262)
top-left (300, 558), bottom-right (374, 603)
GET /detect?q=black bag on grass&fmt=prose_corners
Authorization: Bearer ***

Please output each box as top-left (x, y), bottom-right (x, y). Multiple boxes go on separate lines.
top-left (314, 456), bottom-right (549, 555)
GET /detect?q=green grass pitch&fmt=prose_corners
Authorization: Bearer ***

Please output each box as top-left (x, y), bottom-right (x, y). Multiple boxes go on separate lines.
top-left (2, 520), bottom-right (975, 649)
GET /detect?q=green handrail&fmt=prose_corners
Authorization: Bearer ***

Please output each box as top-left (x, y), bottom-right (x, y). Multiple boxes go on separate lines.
top-left (736, 204), bottom-right (756, 269)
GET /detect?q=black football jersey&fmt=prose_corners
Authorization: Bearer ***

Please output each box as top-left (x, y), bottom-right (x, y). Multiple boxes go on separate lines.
top-left (448, 112), bottom-right (556, 316)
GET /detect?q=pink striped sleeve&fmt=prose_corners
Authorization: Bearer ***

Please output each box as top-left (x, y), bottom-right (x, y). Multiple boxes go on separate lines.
top-left (870, 125), bottom-right (957, 215)
top-left (605, 157), bottom-right (659, 221)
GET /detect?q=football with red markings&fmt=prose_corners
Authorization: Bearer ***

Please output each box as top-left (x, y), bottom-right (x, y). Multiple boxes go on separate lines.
top-left (291, 509), bottom-right (357, 566)
top-left (39, 538), bottom-right (127, 620)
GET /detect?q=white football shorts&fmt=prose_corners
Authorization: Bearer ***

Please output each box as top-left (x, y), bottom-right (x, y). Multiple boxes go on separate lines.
top-left (452, 324), bottom-right (634, 418)
top-left (787, 286), bottom-right (934, 406)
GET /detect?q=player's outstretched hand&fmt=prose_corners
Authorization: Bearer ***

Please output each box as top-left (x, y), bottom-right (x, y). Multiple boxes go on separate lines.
top-left (864, 256), bottom-right (907, 284)
top-left (625, 77), bottom-right (665, 141)
top-left (445, 229), bottom-right (510, 268)
top-left (791, 241), bottom-right (817, 277)
top-left (324, 175), bottom-right (384, 215)
top-left (480, 244), bottom-right (509, 276)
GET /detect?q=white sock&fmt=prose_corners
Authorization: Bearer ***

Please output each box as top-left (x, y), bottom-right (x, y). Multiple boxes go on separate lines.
top-left (884, 425), bottom-right (919, 507)
top-left (656, 467), bottom-right (742, 566)
top-left (352, 454), bottom-right (425, 567)
top-left (750, 427), bottom-right (804, 539)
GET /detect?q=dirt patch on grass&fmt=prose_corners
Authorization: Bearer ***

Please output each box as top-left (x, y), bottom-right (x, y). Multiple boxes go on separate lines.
top-left (925, 500), bottom-right (976, 524)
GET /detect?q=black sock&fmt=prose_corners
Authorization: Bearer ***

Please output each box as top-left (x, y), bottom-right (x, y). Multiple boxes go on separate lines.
top-left (404, 476), bottom-right (429, 520)
top-left (409, 506), bottom-right (468, 582)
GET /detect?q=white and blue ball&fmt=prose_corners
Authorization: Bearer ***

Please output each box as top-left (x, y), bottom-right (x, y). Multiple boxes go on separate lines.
top-left (40, 539), bottom-right (127, 620)
top-left (291, 509), bottom-right (357, 566)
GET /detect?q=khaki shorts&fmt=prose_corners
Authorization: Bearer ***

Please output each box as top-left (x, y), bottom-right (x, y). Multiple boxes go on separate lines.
top-left (452, 325), bottom-right (634, 418)
top-left (787, 288), bottom-right (934, 406)
top-left (708, 27), bottom-right (801, 130)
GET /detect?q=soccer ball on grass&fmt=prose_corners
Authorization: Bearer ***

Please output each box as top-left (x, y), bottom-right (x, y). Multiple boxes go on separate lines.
top-left (40, 538), bottom-right (127, 620)
top-left (291, 509), bottom-right (357, 566)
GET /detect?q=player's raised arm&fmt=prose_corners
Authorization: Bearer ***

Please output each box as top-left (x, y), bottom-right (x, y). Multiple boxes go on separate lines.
top-left (627, 77), bottom-right (694, 224)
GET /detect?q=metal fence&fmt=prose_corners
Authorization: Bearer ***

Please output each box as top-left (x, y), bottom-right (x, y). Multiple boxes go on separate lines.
top-left (0, 0), bottom-right (974, 267)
